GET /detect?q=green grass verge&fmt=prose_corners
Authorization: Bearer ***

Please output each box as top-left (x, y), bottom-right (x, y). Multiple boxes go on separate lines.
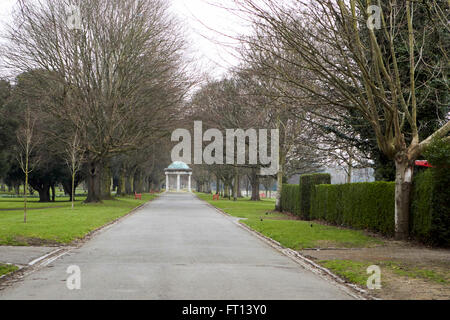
top-left (244, 219), bottom-right (382, 249)
top-left (196, 192), bottom-right (285, 220)
top-left (384, 261), bottom-right (449, 284)
top-left (196, 192), bottom-right (381, 249)
top-left (0, 194), bottom-right (158, 246)
top-left (320, 260), bottom-right (449, 287)
top-left (320, 260), bottom-right (373, 286)
top-left (0, 263), bottom-right (19, 277)
top-left (0, 197), bottom-right (82, 210)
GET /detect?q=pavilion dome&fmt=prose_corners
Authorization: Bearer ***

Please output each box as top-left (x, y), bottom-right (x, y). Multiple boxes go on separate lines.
top-left (166, 161), bottom-right (191, 171)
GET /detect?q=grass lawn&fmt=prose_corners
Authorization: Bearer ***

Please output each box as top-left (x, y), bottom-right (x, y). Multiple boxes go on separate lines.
top-left (244, 219), bottom-right (381, 249)
top-left (0, 194), bottom-right (159, 246)
top-left (0, 263), bottom-right (19, 277)
top-left (196, 192), bottom-right (381, 249)
top-left (196, 193), bottom-right (285, 219)
top-left (320, 260), bottom-right (449, 287)
top-left (0, 197), bottom-right (82, 210)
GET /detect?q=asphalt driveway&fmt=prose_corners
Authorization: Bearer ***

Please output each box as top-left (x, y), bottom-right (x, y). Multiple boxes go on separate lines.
top-left (0, 193), bottom-right (353, 299)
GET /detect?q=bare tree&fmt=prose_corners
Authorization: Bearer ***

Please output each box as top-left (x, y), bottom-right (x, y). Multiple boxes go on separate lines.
top-left (233, 0), bottom-right (450, 239)
top-left (16, 108), bottom-right (38, 223)
top-left (3, 0), bottom-right (190, 202)
top-left (65, 130), bottom-right (84, 209)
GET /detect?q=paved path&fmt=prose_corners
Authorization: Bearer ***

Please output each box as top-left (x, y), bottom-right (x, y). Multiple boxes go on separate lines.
top-left (0, 246), bottom-right (56, 266)
top-left (0, 193), bottom-right (353, 299)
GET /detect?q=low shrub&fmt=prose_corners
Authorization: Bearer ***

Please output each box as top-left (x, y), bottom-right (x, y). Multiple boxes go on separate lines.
top-left (299, 173), bottom-right (331, 219)
top-left (280, 184), bottom-right (300, 215)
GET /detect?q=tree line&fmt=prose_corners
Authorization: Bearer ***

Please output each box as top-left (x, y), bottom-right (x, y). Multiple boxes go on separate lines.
top-left (0, 0), bottom-right (190, 222)
top-left (182, 0), bottom-right (449, 240)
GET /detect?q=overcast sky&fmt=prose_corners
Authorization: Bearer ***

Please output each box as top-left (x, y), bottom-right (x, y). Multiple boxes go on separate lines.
top-left (0, 0), bottom-right (249, 78)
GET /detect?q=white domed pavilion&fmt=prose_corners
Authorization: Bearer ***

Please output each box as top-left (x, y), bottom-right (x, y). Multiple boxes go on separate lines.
top-left (164, 161), bottom-right (193, 192)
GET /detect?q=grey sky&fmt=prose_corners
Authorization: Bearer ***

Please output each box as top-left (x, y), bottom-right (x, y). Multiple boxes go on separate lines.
top-left (0, 0), bottom-right (249, 78)
top-left (170, 0), bottom-right (250, 78)
top-left (0, 0), bottom-right (15, 22)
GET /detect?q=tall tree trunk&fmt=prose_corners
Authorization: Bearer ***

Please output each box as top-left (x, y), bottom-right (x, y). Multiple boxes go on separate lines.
top-left (86, 161), bottom-right (102, 203)
top-left (117, 167), bottom-right (126, 196)
top-left (394, 157), bottom-right (413, 240)
top-left (275, 153), bottom-right (284, 210)
top-left (237, 175), bottom-right (243, 198)
top-left (101, 164), bottom-right (112, 200)
top-left (62, 181), bottom-right (72, 201)
top-left (215, 175), bottom-right (220, 194)
top-left (134, 171), bottom-right (144, 193)
top-left (224, 182), bottom-right (229, 198)
top-left (24, 168), bottom-right (28, 223)
top-left (125, 168), bottom-right (135, 195)
top-left (250, 168), bottom-right (260, 201)
top-left (233, 169), bottom-right (238, 201)
top-left (37, 186), bottom-right (51, 202)
top-left (51, 184), bottom-right (56, 202)
top-left (71, 172), bottom-right (75, 209)
top-left (347, 162), bottom-right (353, 184)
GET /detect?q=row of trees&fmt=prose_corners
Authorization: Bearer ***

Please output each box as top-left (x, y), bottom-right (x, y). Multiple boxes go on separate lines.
top-left (0, 0), bottom-right (190, 221)
top-left (1, 0), bottom-right (448, 240)
top-left (184, 0), bottom-right (449, 240)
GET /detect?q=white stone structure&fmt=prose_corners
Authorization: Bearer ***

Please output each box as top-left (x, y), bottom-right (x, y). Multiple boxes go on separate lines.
top-left (164, 161), bottom-right (193, 192)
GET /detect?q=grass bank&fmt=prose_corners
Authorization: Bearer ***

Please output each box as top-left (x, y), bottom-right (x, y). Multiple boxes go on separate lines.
top-left (0, 263), bottom-right (18, 277)
top-left (0, 194), bottom-right (158, 246)
top-left (321, 260), bottom-right (449, 287)
top-left (0, 197), bottom-right (82, 210)
top-left (196, 192), bottom-right (380, 249)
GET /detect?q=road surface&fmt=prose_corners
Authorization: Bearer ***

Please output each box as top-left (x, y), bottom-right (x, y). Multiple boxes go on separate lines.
top-left (0, 193), bottom-right (353, 299)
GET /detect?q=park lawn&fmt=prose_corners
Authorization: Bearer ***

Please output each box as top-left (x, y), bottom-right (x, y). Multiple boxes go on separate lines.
top-left (197, 192), bottom-right (381, 249)
top-left (195, 192), bottom-right (285, 220)
top-left (244, 219), bottom-right (381, 249)
top-left (0, 263), bottom-right (19, 277)
top-left (320, 260), bottom-right (450, 287)
top-left (0, 197), bottom-right (81, 210)
top-left (0, 194), bottom-right (158, 246)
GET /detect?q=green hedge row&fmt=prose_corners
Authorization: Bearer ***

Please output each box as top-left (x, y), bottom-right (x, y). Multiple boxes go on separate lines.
top-left (280, 184), bottom-right (300, 215)
top-left (299, 173), bottom-right (331, 219)
top-left (310, 182), bottom-right (395, 236)
top-left (280, 152), bottom-right (449, 246)
top-left (411, 168), bottom-right (450, 246)
top-left (309, 171), bottom-right (449, 245)
top-left (280, 173), bottom-right (331, 218)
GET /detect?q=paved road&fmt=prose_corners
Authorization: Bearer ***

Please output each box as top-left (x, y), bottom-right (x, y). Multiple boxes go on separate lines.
top-left (0, 193), bottom-right (353, 299)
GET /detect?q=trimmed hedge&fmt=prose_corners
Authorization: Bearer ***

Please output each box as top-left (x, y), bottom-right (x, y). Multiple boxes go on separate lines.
top-left (299, 173), bottom-right (331, 219)
top-left (280, 173), bottom-right (331, 218)
top-left (413, 138), bottom-right (450, 247)
top-left (310, 182), bottom-right (395, 236)
top-left (411, 168), bottom-right (450, 246)
top-left (280, 184), bottom-right (300, 215)
top-left (282, 158), bottom-right (449, 246)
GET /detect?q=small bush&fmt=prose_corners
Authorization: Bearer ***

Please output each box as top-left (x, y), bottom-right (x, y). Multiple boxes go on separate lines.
top-left (280, 184), bottom-right (300, 215)
top-left (299, 173), bottom-right (331, 219)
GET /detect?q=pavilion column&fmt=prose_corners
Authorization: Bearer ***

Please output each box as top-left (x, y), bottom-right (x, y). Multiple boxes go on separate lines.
top-left (177, 174), bottom-right (180, 192)
top-left (188, 173), bottom-right (192, 192)
top-left (165, 173), bottom-right (169, 192)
